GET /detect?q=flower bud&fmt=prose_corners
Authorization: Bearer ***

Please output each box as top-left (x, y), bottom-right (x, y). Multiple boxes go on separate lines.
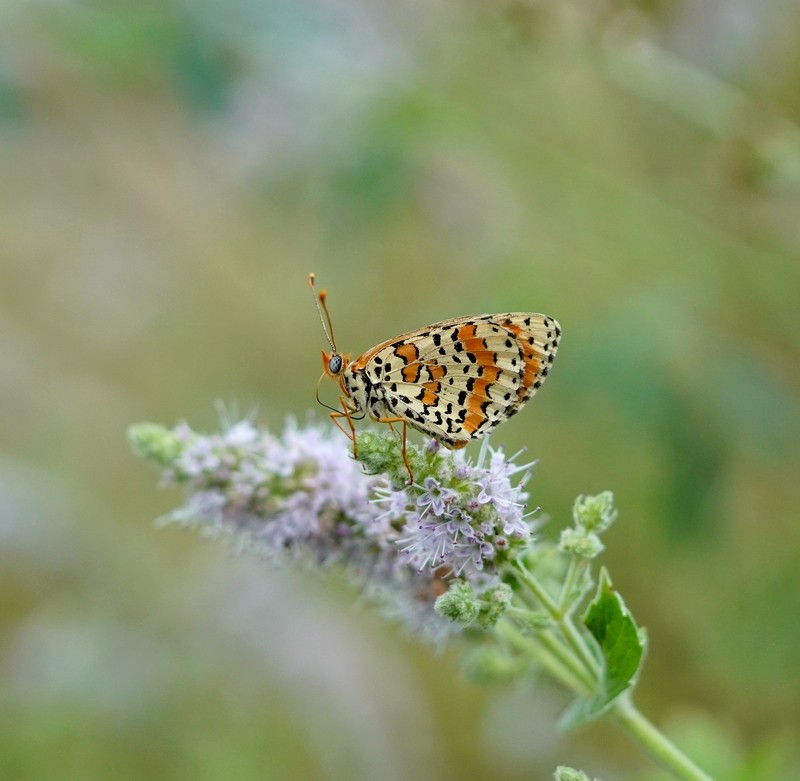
top-left (559, 528), bottom-right (604, 559)
top-left (572, 492), bottom-right (617, 533)
top-left (435, 580), bottom-right (480, 625)
top-left (554, 767), bottom-right (594, 781)
top-left (128, 423), bottom-right (184, 467)
top-left (478, 583), bottom-right (513, 628)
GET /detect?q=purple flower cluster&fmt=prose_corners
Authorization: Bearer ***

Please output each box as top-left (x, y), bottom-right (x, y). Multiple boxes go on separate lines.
top-left (375, 442), bottom-right (535, 582)
top-left (129, 418), bottom-right (538, 639)
top-left (157, 419), bottom-right (382, 565)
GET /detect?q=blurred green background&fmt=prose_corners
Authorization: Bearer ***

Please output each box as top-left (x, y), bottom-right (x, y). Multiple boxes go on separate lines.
top-left (2, 1), bottom-right (799, 779)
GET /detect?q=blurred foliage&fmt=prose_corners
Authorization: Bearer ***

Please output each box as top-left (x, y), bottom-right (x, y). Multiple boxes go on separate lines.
top-left (1, 0), bottom-right (799, 779)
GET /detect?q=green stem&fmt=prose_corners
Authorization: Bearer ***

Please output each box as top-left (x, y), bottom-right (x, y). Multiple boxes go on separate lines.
top-left (535, 629), bottom-right (595, 695)
top-left (504, 607), bottom-right (596, 694)
top-left (558, 556), bottom-right (588, 613)
top-left (612, 695), bottom-right (715, 781)
top-left (496, 620), bottom-right (591, 696)
top-left (514, 560), bottom-right (560, 614)
top-left (514, 561), bottom-right (600, 680)
top-left (560, 615), bottom-right (600, 679)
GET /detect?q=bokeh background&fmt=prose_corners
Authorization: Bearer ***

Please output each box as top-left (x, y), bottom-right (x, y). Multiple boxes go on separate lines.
top-left (2, 1), bottom-right (799, 779)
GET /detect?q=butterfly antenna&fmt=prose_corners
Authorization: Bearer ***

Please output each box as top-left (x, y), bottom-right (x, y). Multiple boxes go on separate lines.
top-left (308, 273), bottom-right (338, 353)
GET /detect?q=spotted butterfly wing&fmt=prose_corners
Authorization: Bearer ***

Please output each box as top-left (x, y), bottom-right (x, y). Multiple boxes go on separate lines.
top-left (350, 313), bottom-right (561, 449)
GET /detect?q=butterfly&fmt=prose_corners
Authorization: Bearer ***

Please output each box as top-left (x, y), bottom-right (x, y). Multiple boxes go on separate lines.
top-left (309, 273), bottom-right (561, 482)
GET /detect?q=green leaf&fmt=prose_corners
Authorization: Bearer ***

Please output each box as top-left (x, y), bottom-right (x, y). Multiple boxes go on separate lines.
top-left (560, 568), bottom-right (646, 729)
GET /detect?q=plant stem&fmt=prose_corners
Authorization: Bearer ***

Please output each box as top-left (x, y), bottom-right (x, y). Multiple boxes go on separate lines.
top-left (503, 608), bottom-right (596, 695)
top-left (497, 620), bottom-right (590, 695)
top-left (558, 556), bottom-right (588, 613)
top-left (514, 561), bottom-right (600, 679)
top-left (535, 629), bottom-right (594, 695)
top-left (611, 695), bottom-right (715, 781)
top-left (514, 560), bottom-right (560, 614)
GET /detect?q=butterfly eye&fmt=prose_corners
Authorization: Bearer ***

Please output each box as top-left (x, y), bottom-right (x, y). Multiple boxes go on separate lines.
top-left (328, 355), bottom-right (343, 374)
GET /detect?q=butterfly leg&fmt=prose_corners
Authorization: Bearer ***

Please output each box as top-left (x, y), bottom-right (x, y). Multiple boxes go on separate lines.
top-left (330, 398), bottom-right (359, 458)
top-left (375, 415), bottom-right (413, 484)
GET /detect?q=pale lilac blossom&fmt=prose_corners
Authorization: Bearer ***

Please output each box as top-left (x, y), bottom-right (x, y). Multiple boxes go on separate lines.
top-left (129, 418), bottom-right (539, 640)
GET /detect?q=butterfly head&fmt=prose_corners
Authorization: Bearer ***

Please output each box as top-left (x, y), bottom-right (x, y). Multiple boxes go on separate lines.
top-left (321, 349), bottom-right (350, 378)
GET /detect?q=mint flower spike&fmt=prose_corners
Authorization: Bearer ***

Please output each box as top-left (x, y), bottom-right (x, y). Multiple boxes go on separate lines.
top-left (129, 417), bottom-right (539, 642)
top-left (131, 416), bottom-right (714, 781)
